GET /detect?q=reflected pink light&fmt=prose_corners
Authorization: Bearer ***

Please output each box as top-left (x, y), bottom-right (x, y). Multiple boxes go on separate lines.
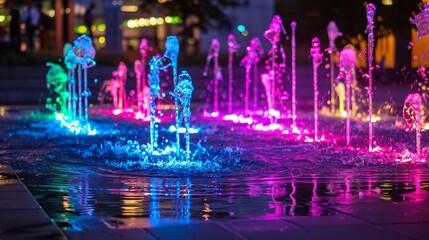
top-left (253, 123), bottom-right (284, 132)
top-left (222, 114), bottom-right (255, 125)
top-left (112, 109), bottom-right (123, 115)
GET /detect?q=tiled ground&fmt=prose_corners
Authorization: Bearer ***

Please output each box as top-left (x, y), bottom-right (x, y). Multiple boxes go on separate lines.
top-left (2, 163), bottom-right (429, 239)
top-left (0, 164), bottom-right (66, 240)
top-left (60, 194), bottom-right (429, 240)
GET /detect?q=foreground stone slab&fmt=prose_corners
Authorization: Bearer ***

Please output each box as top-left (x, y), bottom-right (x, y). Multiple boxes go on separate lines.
top-left (145, 222), bottom-right (243, 240)
top-left (0, 164), bottom-right (66, 240)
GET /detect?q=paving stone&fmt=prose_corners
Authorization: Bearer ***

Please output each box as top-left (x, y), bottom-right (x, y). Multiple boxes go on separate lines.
top-left (331, 202), bottom-right (429, 224)
top-left (0, 209), bottom-right (52, 231)
top-left (385, 223), bottom-right (429, 240)
top-left (0, 190), bottom-right (33, 200)
top-left (286, 214), bottom-right (367, 227)
top-left (223, 219), bottom-right (302, 232)
top-left (398, 201), bottom-right (429, 212)
top-left (0, 165), bottom-right (66, 240)
top-left (65, 228), bottom-right (151, 240)
top-left (0, 198), bottom-right (40, 210)
top-left (146, 222), bottom-right (243, 240)
top-left (0, 230), bottom-right (66, 240)
top-left (241, 225), bottom-right (410, 240)
top-left (218, 219), bottom-right (305, 240)
top-left (0, 183), bottom-right (28, 192)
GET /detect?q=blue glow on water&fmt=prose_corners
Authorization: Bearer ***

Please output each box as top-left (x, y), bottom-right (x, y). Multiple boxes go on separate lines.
top-left (55, 113), bottom-right (97, 135)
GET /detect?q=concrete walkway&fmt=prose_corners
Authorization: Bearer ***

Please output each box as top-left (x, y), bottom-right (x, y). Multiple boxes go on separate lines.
top-left (0, 164), bottom-right (66, 240)
top-left (2, 162), bottom-right (429, 239)
top-left (62, 199), bottom-right (429, 240)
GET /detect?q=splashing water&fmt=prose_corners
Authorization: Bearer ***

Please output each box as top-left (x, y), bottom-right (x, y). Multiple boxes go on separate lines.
top-left (227, 34), bottom-right (239, 114)
top-left (47, 35), bottom-right (96, 135)
top-left (291, 22), bottom-right (297, 127)
top-left (263, 15), bottom-right (287, 122)
top-left (63, 43), bottom-right (74, 117)
top-left (148, 56), bottom-right (161, 149)
top-left (327, 21), bottom-right (342, 113)
top-left (148, 36), bottom-right (181, 157)
top-left (366, 3), bottom-right (376, 152)
top-left (338, 45), bottom-right (356, 146)
top-left (134, 60), bottom-right (143, 111)
top-left (403, 93), bottom-right (424, 155)
top-left (411, 4), bottom-right (429, 72)
top-left (251, 38), bottom-right (264, 112)
top-left (175, 70), bottom-right (195, 161)
top-left (261, 73), bottom-right (274, 113)
top-left (72, 34), bottom-right (96, 124)
top-left (241, 43), bottom-right (253, 116)
top-left (203, 38), bottom-right (221, 113)
top-left (45, 62), bottom-right (68, 115)
top-left (138, 38), bottom-right (151, 114)
top-left (241, 37), bottom-right (263, 115)
top-left (113, 62), bottom-right (128, 109)
top-left (64, 47), bottom-right (80, 117)
top-left (310, 37), bottom-right (323, 142)
top-left (411, 4), bottom-right (429, 40)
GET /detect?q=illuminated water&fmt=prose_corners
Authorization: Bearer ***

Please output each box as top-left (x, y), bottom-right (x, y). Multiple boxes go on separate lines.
top-left (1, 106), bottom-right (429, 230)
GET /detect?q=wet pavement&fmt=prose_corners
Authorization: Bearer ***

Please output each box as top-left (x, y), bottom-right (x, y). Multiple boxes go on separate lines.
top-left (0, 164), bottom-right (66, 240)
top-left (2, 161), bottom-right (429, 240)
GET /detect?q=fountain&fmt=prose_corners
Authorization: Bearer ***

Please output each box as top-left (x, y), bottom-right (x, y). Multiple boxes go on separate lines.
top-left (8, 9), bottom-right (429, 237)
top-left (148, 36), bottom-right (181, 156)
top-left (45, 35), bottom-right (97, 135)
top-left (227, 34), bottom-right (239, 114)
top-left (366, 3), bottom-right (376, 152)
top-left (174, 71), bottom-right (194, 161)
top-left (403, 93), bottom-right (424, 156)
top-left (137, 38), bottom-right (152, 115)
top-left (411, 3), bottom-right (429, 67)
top-left (148, 56), bottom-right (161, 149)
top-left (63, 43), bottom-right (75, 117)
top-left (251, 38), bottom-right (264, 112)
top-left (310, 38), bottom-right (323, 142)
top-left (327, 21), bottom-right (343, 113)
top-left (72, 34), bottom-right (96, 124)
top-left (263, 15), bottom-right (287, 121)
top-left (291, 21), bottom-right (297, 128)
top-left (115, 62), bottom-right (128, 110)
top-left (134, 60), bottom-right (143, 111)
top-left (45, 62), bottom-right (68, 114)
top-left (241, 37), bottom-right (264, 116)
top-left (337, 45), bottom-right (356, 146)
top-left (203, 38), bottom-right (222, 114)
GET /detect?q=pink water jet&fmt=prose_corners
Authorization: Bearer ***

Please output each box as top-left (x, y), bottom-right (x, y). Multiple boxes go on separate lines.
top-left (263, 15), bottom-right (287, 122)
top-left (327, 21), bottom-right (342, 113)
top-left (310, 37), bottom-right (323, 142)
top-left (227, 34), bottom-right (239, 114)
top-left (366, 3), bottom-right (376, 152)
top-left (203, 38), bottom-right (222, 113)
top-left (338, 45), bottom-right (356, 146)
top-left (403, 93), bottom-right (424, 155)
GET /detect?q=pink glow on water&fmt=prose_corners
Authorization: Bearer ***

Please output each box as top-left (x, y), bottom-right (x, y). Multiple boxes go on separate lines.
top-left (253, 123), bottom-right (284, 132)
top-left (112, 109), bottom-right (123, 115)
top-left (203, 111), bottom-right (220, 118)
top-left (222, 114), bottom-right (255, 125)
top-left (404, 93), bottom-right (424, 155)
